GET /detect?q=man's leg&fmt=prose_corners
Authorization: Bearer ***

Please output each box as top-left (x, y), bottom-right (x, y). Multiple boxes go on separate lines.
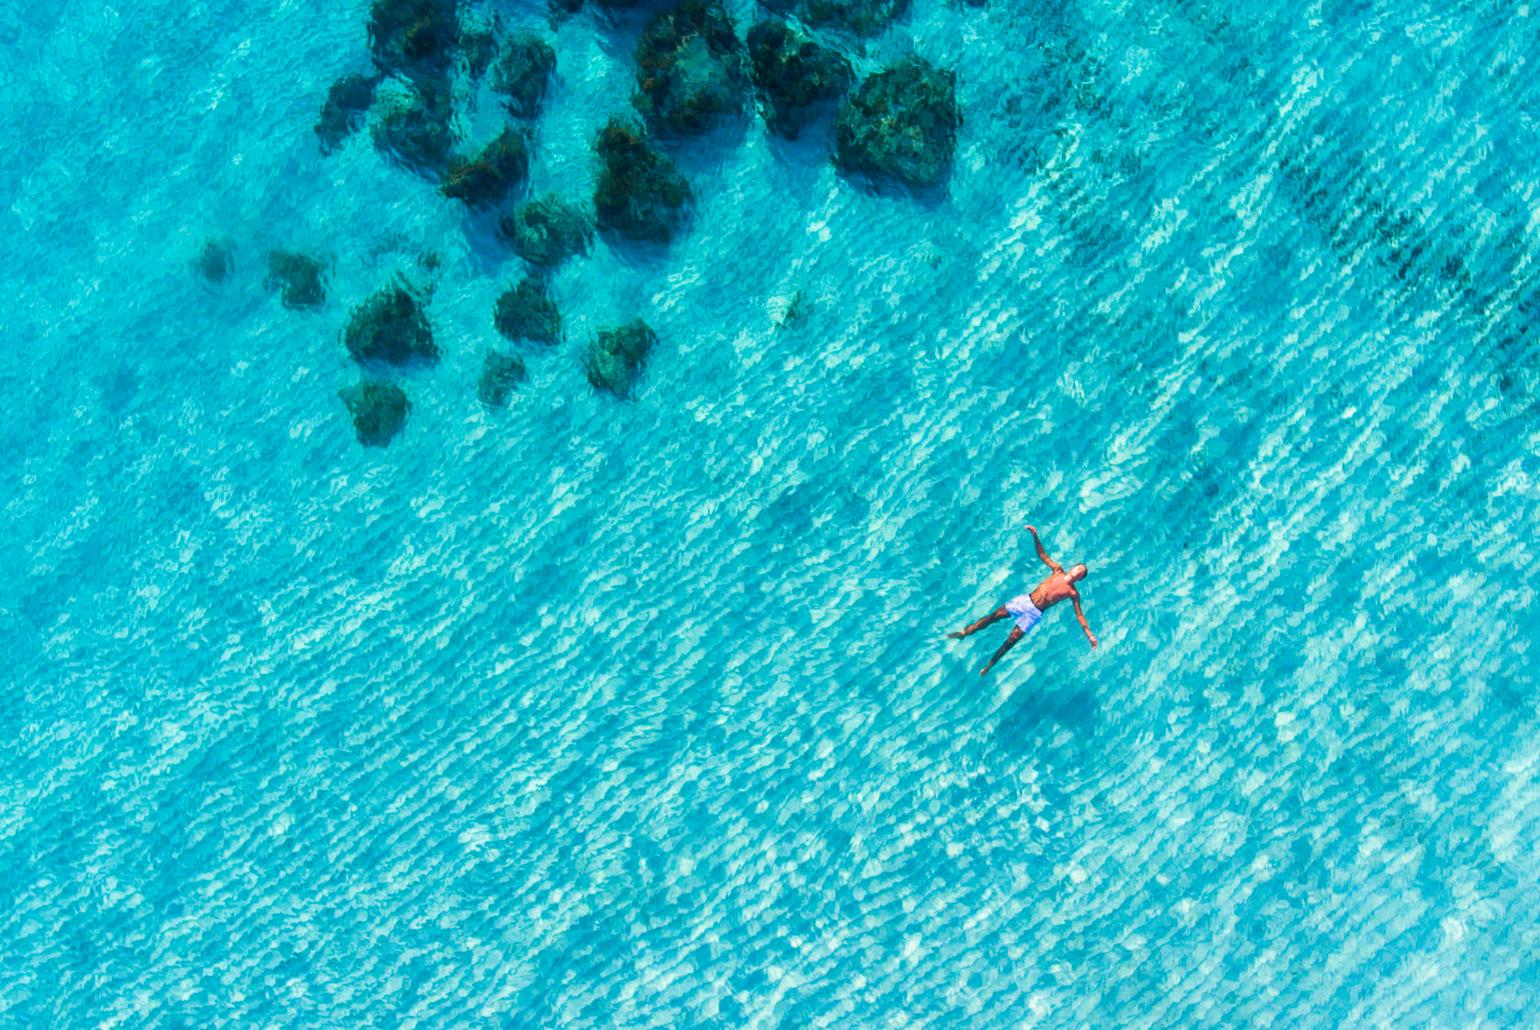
top-left (980, 627), bottom-right (1024, 676)
top-left (948, 607), bottom-right (1009, 639)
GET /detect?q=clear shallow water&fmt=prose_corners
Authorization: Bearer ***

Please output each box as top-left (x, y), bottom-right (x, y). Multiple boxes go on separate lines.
top-left (3, 0), bottom-right (1539, 1023)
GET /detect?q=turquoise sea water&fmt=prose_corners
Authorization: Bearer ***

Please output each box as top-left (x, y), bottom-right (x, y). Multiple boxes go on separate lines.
top-left (4, 0), bottom-right (1540, 1023)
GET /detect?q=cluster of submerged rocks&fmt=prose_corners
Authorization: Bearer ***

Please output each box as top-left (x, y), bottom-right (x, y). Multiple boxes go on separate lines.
top-left (339, 279), bottom-right (435, 446)
top-left (243, 0), bottom-right (966, 448)
top-left (613, 0), bottom-right (960, 187)
top-left (294, 0), bottom-right (679, 446)
top-left (835, 56), bottom-right (961, 188)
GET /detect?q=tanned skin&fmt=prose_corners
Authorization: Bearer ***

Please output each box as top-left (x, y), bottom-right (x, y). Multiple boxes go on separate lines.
top-left (947, 525), bottom-right (1098, 675)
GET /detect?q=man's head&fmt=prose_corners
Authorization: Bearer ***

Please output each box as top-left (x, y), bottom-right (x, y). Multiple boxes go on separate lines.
top-left (1067, 563), bottom-right (1088, 583)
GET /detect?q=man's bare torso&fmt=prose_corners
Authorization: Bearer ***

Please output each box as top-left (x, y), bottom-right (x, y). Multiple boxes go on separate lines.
top-left (1030, 570), bottom-right (1079, 611)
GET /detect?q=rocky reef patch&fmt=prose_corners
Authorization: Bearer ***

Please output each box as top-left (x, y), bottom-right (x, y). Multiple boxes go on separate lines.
top-left (492, 32), bottom-right (557, 119)
top-left (585, 319), bottom-right (656, 397)
top-left (286, 0), bottom-right (967, 444)
top-left (746, 18), bottom-right (852, 138)
top-left (442, 127), bottom-right (530, 207)
top-left (498, 194), bottom-right (594, 268)
top-left (765, 0), bottom-right (910, 38)
top-left (477, 351), bottom-right (528, 407)
top-left (345, 281), bottom-right (440, 366)
top-left (371, 82), bottom-right (455, 174)
top-left (593, 118), bottom-right (693, 243)
top-left (834, 56), bottom-right (961, 188)
top-left (265, 250), bottom-right (327, 310)
top-left (339, 379), bottom-right (411, 446)
top-left (315, 72), bottom-right (381, 153)
top-left (632, 0), bottom-right (748, 138)
top-left (494, 278), bottom-right (563, 346)
top-left (194, 237), bottom-right (234, 284)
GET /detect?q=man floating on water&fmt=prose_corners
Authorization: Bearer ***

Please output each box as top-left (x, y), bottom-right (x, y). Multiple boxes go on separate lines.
top-left (948, 525), bottom-right (1098, 675)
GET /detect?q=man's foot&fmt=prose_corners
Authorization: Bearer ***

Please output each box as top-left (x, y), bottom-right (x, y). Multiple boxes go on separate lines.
top-left (979, 665), bottom-right (991, 676)
top-left (946, 630), bottom-right (965, 639)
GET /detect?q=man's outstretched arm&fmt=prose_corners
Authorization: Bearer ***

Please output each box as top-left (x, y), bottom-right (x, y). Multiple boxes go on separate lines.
top-left (1025, 525), bottom-right (1064, 573)
top-left (1072, 594), bottom-right (1098, 649)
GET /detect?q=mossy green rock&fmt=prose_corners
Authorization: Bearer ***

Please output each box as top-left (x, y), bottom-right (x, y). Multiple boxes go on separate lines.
top-left (493, 278), bottom-right (561, 345)
top-left (368, 0), bottom-right (460, 86)
top-left (315, 72), bottom-right (380, 153)
top-left (265, 250), bottom-right (326, 310)
top-left (477, 351), bottom-right (527, 407)
top-left (194, 237), bottom-right (233, 283)
top-left (339, 379), bottom-right (410, 447)
top-left (746, 19), bottom-right (852, 138)
top-left (834, 56), bottom-right (961, 188)
top-left (442, 128), bottom-right (529, 207)
top-left (764, 0), bottom-right (909, 37)
top-left (372, 84), bottom-right (454, 173)
top-left (807, 0), bottom-right (908, 36)
top-left (459, 22), bottom-right (497, 80)
top-left (498, 194), bottom-right (593, 268)
top-left (345, 283), bottom-right (439, 365)
top-left (492, 32), bottom-right (556, 119)
top-left (585, 319), bottom-right (656, 397)
top-left (633, 0), bottom-right (747, 137)
top-left (593, 119), bottom-right (692, 243)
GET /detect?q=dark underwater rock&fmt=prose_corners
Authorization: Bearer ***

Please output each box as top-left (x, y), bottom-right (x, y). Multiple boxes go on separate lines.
top-left (459, 19), bottom-right (498, 80)
top-left (834, 56), bottom-right (961, 188)
top-left (339, 379), bottom-right (410, 446)
top-left (585, 319), bottom-right (656, 397)
top-left (492, 32), bottom-right (556, 119)
top-left (593, 118), bottom-right (693, 243)
top-left (344, 282), bottom-right (439, 365)
top-left (315, 73), bottom-right (381, 153)
top-left (779, 0), bottom-right (909, 36)
top-left (194, 237), bottom-right (233, 283)
top-left (368, 0), bottom-right (461, 86)
top-left (746, 19), bottom-right (851, 138)
top-left (265, 250), bottom-right (326, 310)
top-left (442, 127), bottom-right (529, 207)
top-left (477, 351), bottom-right (527, 407)
top-left (633, 0), bottom-right (748, 137)
top-left (493, 278), bottom-right (562, 345)
top-left (498, 194), bottom-right (593, 268)
top-left (372, 84), bottom-right (455, 173)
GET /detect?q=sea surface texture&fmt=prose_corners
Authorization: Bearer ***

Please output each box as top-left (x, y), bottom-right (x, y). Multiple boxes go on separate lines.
top-left (4, 0), bottom-right (1539, 1024)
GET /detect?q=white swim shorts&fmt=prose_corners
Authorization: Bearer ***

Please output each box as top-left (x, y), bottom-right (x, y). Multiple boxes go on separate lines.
top-left (1004, 594), bottom-right (1044, 633)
